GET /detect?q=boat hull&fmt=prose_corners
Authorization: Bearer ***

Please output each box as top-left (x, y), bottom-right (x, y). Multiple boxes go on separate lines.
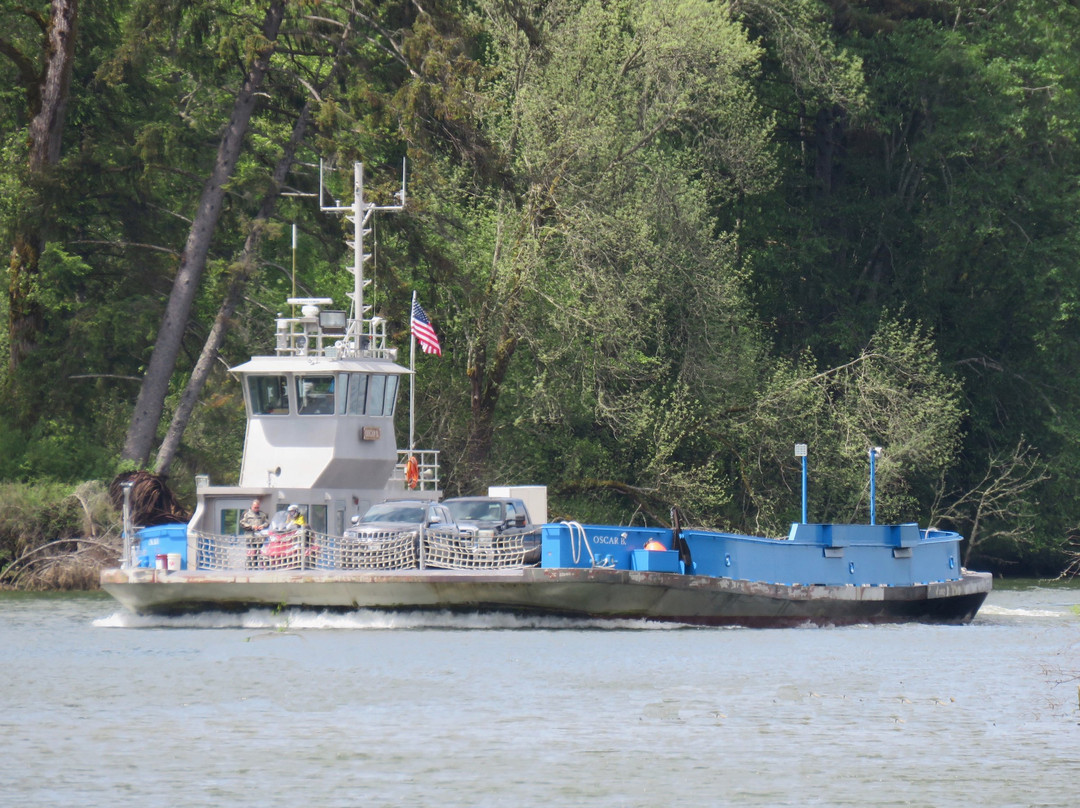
top-left (100, 567), bottom-right (991, 627)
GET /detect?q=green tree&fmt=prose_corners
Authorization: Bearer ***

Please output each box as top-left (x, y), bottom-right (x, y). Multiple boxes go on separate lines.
top-left (120, 0), bottom-right (288, 469)
top-left (397, 0), bottom-right (776, 498)
top-left (730, 318), bottom-right (965, 534)
top-left (732, 0), bottom-right (1080, 566)
top-left (1, 0), bottom-right (79, 382)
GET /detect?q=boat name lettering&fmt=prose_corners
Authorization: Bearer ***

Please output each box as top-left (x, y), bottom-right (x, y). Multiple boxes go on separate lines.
top-left (361, 426), bottom-right (381, 441)
top-left (590, 534), bottom-right (626, 545)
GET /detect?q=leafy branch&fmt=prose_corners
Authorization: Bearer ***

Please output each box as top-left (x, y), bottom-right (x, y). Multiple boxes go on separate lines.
top-left (928, 440), bottom-right (1049, 567)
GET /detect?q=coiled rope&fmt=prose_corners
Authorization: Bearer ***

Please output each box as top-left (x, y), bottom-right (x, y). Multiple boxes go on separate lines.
top-left (563, 521), bottom-right (596, 566)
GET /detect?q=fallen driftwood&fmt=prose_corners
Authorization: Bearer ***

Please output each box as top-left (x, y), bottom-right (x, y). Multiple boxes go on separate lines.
top-left (109, 471), bottom-right (190, 527)
top-left (1, 536), bottom-right (120, 590)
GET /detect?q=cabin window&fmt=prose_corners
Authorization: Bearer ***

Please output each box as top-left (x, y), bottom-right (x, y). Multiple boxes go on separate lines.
top-left (345, 373), bottom-right (367, 415)
top-left (297, 375), bottom-right (335, 415)
top-left (270, 504), bottom-right (327, 533)
top-left (221, 509), bottom-right (242, 535)
top-left (383, 375), bottom-right (399, 415)
top-left (365, 374), bottom-right (399, 416)
top-left (248, 375), bottom-right (290, 415)
top-left (366, 374), bottom-right (387, 416)
top-left (309, 504), bottom-right (327, 534)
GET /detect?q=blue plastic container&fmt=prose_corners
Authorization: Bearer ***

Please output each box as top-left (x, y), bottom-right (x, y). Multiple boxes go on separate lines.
top-left (136, 523), bottom-right (189, 569)
top-left (630, 549), bottom-right (681, 573)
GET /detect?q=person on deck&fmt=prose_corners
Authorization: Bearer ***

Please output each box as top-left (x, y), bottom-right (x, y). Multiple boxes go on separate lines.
top-left (240, 498), bottom-right (270, 569)
top-left (285, 504), bottom-right (306, 531)
top-left (240, 498), bottom-right (270, 534)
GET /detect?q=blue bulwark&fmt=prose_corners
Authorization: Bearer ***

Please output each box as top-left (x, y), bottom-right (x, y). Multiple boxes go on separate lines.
top-left (541, 521), bottom-right (962, 588)
top-left (787, 522), bottom-right (921, 547)
top-left (541, 524), bottom-right (674, 569)
top-left (683, 523), bottom-right (961, 586)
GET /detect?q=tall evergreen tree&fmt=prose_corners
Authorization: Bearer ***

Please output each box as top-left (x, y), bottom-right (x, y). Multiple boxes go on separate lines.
top-left (2, 0), bottom-right (79, 381)
top-left (120, 0), bottom-right (287, 468)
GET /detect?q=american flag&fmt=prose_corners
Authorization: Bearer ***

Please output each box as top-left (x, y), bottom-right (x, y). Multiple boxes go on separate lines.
top-left (410, 299), bottom-right (442, 356)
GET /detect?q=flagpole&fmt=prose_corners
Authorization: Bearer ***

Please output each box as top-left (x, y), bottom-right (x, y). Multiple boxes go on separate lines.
top-left (409, 290), bottom-right (417, 452)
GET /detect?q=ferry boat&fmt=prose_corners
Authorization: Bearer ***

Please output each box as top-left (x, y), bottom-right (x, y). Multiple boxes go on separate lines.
top-left (100, 163), bottom-right (991, 626)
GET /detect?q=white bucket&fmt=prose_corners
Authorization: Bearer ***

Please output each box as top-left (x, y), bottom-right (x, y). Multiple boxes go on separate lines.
top-left (166, 553), bottom-right (182, 571)
top-left (155, 554), bottom-right (168, 570)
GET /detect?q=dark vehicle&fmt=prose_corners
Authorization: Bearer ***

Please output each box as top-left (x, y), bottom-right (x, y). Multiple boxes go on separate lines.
top-left (442, 497), bottom-right (541, 563)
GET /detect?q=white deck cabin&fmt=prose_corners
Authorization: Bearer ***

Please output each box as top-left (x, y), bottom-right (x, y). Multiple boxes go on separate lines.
top-left (188, 299), bottom-right (440, 541)
top-left (188, 161), bottom-right (438, 543)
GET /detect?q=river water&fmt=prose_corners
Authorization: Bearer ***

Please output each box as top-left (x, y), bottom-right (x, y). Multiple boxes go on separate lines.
top-left (2, 582), bottom-right (1078, 807)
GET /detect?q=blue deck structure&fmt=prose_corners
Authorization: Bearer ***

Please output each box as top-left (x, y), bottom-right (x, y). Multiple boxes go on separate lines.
top-left (541, 522), bottom-right (962, 588)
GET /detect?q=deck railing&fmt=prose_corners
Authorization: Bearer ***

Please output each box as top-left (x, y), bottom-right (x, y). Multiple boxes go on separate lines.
top-left (424, 531), bottom-right (527, 569)
top-left (192, 527), bottom-right (529, 572)
top-left (392, 449), bottom-right (440, 492)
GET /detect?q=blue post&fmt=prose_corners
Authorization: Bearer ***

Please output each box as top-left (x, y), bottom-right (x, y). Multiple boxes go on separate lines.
top-left (801, 455), bottom-right (808, 524)
top-left (869, 447), bottom-right (881, 525)
top-left (795, 444), bottom-right (808, 524)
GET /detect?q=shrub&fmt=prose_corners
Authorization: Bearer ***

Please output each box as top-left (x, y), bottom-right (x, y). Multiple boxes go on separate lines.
top-left (0, 480), bottom-right (120, 590)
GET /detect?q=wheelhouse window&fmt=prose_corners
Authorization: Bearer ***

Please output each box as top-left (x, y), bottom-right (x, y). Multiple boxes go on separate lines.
top-left (297, 375), bottom-right (335, 415)
top-left (322, 373), bottom-right (400, 416)
top-left (248, 375), bottom-right (290, 415)
top-left (383, 375), bottom-right (399, 415)
top-left (345, 373), bottom-right (367, 415)
top-left (365, 374), bottom-right (399, 416)
top-left (366, 375), bottom-right (387, 416)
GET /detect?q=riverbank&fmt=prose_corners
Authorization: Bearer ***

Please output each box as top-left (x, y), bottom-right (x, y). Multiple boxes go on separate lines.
top-left (0, 539), bottom-right (118, 591)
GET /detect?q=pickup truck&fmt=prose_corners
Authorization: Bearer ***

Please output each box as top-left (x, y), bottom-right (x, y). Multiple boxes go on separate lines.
top-left (442, 496), bottom-right (541, 564)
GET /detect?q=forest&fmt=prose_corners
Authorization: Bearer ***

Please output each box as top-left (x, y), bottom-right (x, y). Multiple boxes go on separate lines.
top-left (2, 0), bottom-right (1079, 579)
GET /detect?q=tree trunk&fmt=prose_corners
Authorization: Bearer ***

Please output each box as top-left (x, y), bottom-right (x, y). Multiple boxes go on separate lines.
top-left (462, 197), bottom-right (531, 489)
top-left (6, 0), bottom-right (79, 376)
top-left (121, 0), bottom-right (286, 468)
top-left (465, 316), bottom-right (519, 487)
top-left (153, 5), bottom-right (359, 476)
top-left (153, 100), bottom-right (314, 476)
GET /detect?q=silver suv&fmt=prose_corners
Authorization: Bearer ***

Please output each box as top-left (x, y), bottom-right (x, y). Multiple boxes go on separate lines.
top-left (346, 500), bottom-right (458, 546)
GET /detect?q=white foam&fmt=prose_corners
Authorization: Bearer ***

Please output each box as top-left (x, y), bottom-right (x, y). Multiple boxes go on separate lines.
top-left (978, 605), bottom-right (1071, 618)
top-left (94, 608), bottom-right (693, 631)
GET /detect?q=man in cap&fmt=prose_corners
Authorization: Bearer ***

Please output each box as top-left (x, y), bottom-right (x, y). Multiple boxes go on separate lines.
top-left (240, 498), bottom-right (270, 534)
top-left (240, 498), bottom-right (270, 567)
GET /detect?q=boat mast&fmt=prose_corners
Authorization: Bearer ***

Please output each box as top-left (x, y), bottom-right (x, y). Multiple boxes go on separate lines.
top-left (319, 160), bottom-right (406, 353)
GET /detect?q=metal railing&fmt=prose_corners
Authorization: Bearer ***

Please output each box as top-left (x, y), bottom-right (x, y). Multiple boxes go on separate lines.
top-left (320, 531), bottom-right (418, 570)
top-left (274, 310), bottom-right (398, 361)
top-left (392, 449), bottom-right (440, 492)
top-left (425, 531), bottom-right (527, 570)
top-left (192, 526), bottom-right (528, 572)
